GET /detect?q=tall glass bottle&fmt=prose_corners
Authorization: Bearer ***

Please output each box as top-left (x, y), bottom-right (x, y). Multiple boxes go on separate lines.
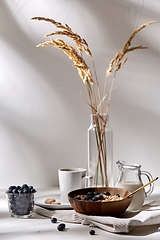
top-left (88, 114), bottom-right (113, 187)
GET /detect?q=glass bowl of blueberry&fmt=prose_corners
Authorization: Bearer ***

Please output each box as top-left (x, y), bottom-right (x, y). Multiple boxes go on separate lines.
top-left (6, 184), bottom-right (36, 218)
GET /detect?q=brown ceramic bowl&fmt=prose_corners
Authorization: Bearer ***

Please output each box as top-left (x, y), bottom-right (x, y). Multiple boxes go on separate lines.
top-left (68, 187), bottom-right (133, 217)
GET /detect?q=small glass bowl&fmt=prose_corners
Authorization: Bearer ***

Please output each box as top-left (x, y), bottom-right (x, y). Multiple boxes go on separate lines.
top-left (6, 192), bottom-right (35, 218)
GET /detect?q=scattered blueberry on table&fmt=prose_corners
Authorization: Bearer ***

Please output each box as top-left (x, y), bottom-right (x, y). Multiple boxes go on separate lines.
top-left (51, 217), bottom-right (57, 223)
top-left (6, 184), bottom-right (36, 217)
top-left (57, 223), bottom-right (66, 231)
top-left (89, 229), bottom-right (96, 235)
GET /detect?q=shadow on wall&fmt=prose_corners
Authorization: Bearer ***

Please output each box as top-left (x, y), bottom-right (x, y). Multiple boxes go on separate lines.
top-left (0, 0), bottom-right (160, 187)
top-left (79, 0), bottom-right (159, 52)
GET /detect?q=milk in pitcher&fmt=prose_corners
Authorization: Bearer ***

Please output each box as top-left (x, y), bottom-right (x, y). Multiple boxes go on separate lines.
top-left (115, 181), bottom-right (145, 211)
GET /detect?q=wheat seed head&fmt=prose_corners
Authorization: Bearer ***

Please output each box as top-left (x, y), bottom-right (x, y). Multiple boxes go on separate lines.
top-left (37, 37), bottom-right (94, 85)
top-left (107, 21), bottom-right (156, 76)
top-left (31, 16), bottom-right (92, 57)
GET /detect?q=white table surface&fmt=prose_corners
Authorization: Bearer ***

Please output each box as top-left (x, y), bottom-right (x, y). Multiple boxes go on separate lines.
top-left (1, 187), bottom-right (160, 240)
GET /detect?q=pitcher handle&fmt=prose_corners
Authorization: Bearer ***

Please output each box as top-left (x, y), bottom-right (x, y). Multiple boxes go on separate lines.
top-left (141, 171), bottom-right (154, 197)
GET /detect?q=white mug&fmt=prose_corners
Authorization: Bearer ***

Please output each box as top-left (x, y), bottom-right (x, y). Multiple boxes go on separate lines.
top-left (58, 168), bottom-right (87, 203)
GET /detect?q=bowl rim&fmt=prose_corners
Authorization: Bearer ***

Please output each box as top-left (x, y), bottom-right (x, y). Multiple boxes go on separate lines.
top-left (68, 186), bottom-right (133, 203)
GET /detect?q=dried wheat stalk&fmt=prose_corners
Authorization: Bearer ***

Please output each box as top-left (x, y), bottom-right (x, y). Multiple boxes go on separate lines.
top-left (37, 38), bottom-right (94, 86)
top-left (32, 16), bottom-right (99, 116)
top-left (32, 17), bottom-right (156, 186)
top-left (107, 21), bottom-right (156, 76)
top-left (31, 17), bottom-right (92, 57)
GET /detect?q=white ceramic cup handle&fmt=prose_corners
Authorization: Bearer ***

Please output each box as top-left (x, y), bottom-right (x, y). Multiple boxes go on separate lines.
top-left (141, 171), bottom-right (154, 197)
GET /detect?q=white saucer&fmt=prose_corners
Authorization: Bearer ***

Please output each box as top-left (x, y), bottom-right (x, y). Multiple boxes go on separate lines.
top-left (35, 194), bottom-right (73, 210)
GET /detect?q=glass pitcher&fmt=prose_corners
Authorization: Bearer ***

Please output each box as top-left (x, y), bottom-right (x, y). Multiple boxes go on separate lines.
top-left (115, 160), bottom-right (154, 212)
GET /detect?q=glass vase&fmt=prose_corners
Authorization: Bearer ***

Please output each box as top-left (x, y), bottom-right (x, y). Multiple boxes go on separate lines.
top-left (88, 114), bottom-right (113, 187)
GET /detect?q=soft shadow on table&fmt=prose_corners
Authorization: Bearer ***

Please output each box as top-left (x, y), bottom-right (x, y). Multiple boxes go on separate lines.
top-left (32, 212), bottom-right (50, 219)
top-left (121, 200), bottom-right (160, 219)
top-left (0, 228), bottom-right (57, 239)
top-left (128, 224), bottom-right (160, 236)
top-left (0, 211), bottom-right (11, 219)
top-left (117, 200), bottom-right (160, 236)
top-left (0, 211), bottom-right (49, 220)
top-left (114, 224), bottom-right (160, 236)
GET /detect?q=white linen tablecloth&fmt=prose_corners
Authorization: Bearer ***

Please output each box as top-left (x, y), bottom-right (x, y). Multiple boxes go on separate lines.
top-left (34, 200), bottom-right (160, 233)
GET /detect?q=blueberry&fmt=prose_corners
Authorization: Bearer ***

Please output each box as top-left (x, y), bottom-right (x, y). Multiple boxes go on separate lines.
top-left (18, 188), bottom-right (23, 194)
top-left (9, 198), bottom-right (14, 204)
top-left (115, 194), bottom-right (120, 197)
top-left (85, 195), bottom-right (92, 201)
top-left (87, 191), bottom-right (94, 196)
top-left (19, 195), bottom-right (26, 201)
top-left (75, 197), bottom-right (81, 200)
top-left (57, 225), bottom-right (64, 231)
top-left (93, 191), bottom-right (100, 195)
top-left (30, 188), bottom-right (36, 193)
top-left (8, 194), bottom-right (14, 199)
top-left (15, 199), bottom-right (21, 206)
top-left (23, 188), bottom-right (29, 194)
top-left (59, 223), bottom-right (66, 229)
top-left (51, 217), bottom-right (57, 223)
top-left (20, 209), bottom-right (28, 215)
top-left (57, 223), bottom-right (66, 231)
top-left (7, 186), bottom-right (16, 193)
top-left (9, 186), bottom-right (16, 191)
top-left (104, 191), bottom-right (111, 196)
top-left (28, 186), bottom-right (33, 191)
top-left (97, 194), bottom-right (103, 200)
top-left (6, 189), bottom-right (13, 193)
top-left (89, 229), bottom-right (95, 235)
top-left (19, 201), bottom-right (26, 208)
top-left (158, 227), bottom-right (160, 232)
top-left (12, 188), bottom-right (18, 194)
top-left (12, 208), bottom-right (18, 214)
top-left (10, 204), bottom-right (15, 210)
top-left (92, 197), bottom-right (98, 201)
top-left (22, 184), bottom-right (28, 189)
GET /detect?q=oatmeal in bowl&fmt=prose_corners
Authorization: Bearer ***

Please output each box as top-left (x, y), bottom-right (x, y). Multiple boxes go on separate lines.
top-left (68, 187), bottom-right (133, 217)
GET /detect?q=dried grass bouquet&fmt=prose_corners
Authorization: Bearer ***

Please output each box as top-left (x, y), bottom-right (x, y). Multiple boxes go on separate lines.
top-left (31, 17), bottom-right (155, 186)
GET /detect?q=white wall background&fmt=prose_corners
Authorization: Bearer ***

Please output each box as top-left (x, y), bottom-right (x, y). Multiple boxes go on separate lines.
top-left (0, 0), bottom-right (160, 188)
